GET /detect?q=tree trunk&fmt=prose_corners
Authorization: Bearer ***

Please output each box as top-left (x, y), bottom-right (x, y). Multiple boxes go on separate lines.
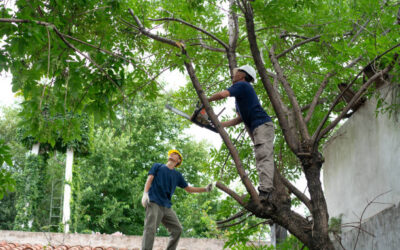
top-left (302, 154), bottom-right (335, 250)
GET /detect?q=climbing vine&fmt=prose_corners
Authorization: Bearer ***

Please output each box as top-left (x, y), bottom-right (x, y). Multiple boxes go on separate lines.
top-left (13, 155), bottom-right (46, 231)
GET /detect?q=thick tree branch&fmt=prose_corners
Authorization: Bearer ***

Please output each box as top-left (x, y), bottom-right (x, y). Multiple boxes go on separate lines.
top-left (269, 46), bottom-right (310, 141)
top-left (128, 9), bottom-right (181, 49)
top-left (216, 181), bottom-right (246, 206)
top-left (242, 2), bottom-right (300, 153)
top-left (276, 35), bottom-right (321, 59)
top-left (279, 173), bottom-right (312, 211)
top-left (148, 17), bottom-right (229, 50)
top-left (226, 0), bottom-right (239, 76)
top-left (228, 0), bottom-right (239, 50)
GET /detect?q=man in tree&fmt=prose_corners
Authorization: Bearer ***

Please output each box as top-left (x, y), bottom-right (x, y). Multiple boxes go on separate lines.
top-left (141, 149), bottom-right (212, 250)
top-left (208, 65), bottom-right (275, 202)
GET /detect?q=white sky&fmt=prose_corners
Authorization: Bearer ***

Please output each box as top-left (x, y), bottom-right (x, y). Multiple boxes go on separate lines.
top-left (0, 71), bottom-right (18, 108)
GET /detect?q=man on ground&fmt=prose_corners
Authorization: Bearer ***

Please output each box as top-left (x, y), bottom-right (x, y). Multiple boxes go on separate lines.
top-left (141, 149), bottom-right (212, 250)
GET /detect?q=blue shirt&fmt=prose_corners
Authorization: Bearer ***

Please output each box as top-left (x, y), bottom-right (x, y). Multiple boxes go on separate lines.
top-left (227, 81), bottom-right (272, 132)
top-left (148, 163), bottom-right (188, 208)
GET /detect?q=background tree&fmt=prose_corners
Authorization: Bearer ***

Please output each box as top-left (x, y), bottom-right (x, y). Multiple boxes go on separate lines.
top-left (71, 96), bottom-right (220, 236)
top-left (0, 0), bottom-right (399, 249)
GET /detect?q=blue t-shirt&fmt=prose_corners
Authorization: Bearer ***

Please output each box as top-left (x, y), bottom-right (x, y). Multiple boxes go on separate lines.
top-left (227, 81), bottom-right (272, 132)
top-left (148, 163), bottom-right (188, 208)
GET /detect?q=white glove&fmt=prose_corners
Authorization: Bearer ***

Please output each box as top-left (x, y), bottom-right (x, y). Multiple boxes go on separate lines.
top-left (205, 183), bottom-right (213, 192)
top-left (141, 192), bottom-right (150, 208)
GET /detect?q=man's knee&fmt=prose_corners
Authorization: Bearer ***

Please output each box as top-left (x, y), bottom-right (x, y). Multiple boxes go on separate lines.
top-left (171, 224), bottom-right (183, 236)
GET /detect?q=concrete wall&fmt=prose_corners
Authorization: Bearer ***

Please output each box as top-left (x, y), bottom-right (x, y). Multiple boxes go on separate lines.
top-left (332, 202), bottom-right (400, 250)
top-left (323, 84), bottom-right (400, 226)
top-left (323, 84), bottom-right (400, 248)
top-left (0, 230), bottom-right (226, 250)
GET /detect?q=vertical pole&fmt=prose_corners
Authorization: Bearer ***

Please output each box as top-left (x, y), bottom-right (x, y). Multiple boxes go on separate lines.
top-left (26, 143), bottom-right (40, 229)
top-left (31, 143), bottom-right (40, 155)
top-left (62, 147), bottom-right (73, 233)
top-left (271, 223), bottom-right (288, 246)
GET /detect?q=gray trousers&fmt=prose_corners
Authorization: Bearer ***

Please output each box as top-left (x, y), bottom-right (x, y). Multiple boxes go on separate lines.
top-left (142, 202), bottom-right (183, 250)
top-left (253, 122), bottom-right (275, 192)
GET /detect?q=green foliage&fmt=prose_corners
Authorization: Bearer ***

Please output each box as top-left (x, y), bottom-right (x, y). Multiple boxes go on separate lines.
top-left (329, 214), bottom-right (343, 235)
top-left (1, 0), bottom-right (399, 245)
top-left (0, 139), bottom-right (15, 200)
top-left (376, 85), bottom-right (400, 121)
top-left (13, 154), bottom-right (46, 231)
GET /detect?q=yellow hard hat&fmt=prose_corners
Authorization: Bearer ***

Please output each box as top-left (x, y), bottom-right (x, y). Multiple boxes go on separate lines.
top-left (168, 149), bottom-right (183, 167)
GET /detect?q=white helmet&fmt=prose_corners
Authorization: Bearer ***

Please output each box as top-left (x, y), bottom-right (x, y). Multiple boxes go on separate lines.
top-left (238, 65), bottom-right (256, 82)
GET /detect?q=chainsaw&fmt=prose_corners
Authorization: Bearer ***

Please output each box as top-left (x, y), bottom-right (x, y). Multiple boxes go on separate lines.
top-left (165, 102), bottom-right (218, 133)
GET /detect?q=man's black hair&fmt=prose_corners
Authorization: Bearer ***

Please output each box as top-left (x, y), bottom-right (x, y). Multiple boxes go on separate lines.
top-left (240, 70), bottom-right (254, 82)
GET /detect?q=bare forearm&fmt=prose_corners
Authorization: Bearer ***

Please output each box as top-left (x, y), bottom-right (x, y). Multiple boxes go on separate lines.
top-left (185, 186), bottom-right (207, 193)
top-left (221, 116), bottom-right (242, 127)
top-left (208, 90), bottom-right (230, 102)
top-left (144, 175), bottom-right (154, 192)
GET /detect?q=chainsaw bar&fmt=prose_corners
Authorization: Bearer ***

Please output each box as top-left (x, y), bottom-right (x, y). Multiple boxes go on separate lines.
top-left (165, 104), bottom-right (218, 133)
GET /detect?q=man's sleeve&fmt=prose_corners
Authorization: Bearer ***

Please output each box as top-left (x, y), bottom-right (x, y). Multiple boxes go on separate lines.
top-left (177, 173), bottom-right (188, 188)
top-left (148, 163), bottom-right (160, 176)
top-left (227, 82), bottom-right (244, 97)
